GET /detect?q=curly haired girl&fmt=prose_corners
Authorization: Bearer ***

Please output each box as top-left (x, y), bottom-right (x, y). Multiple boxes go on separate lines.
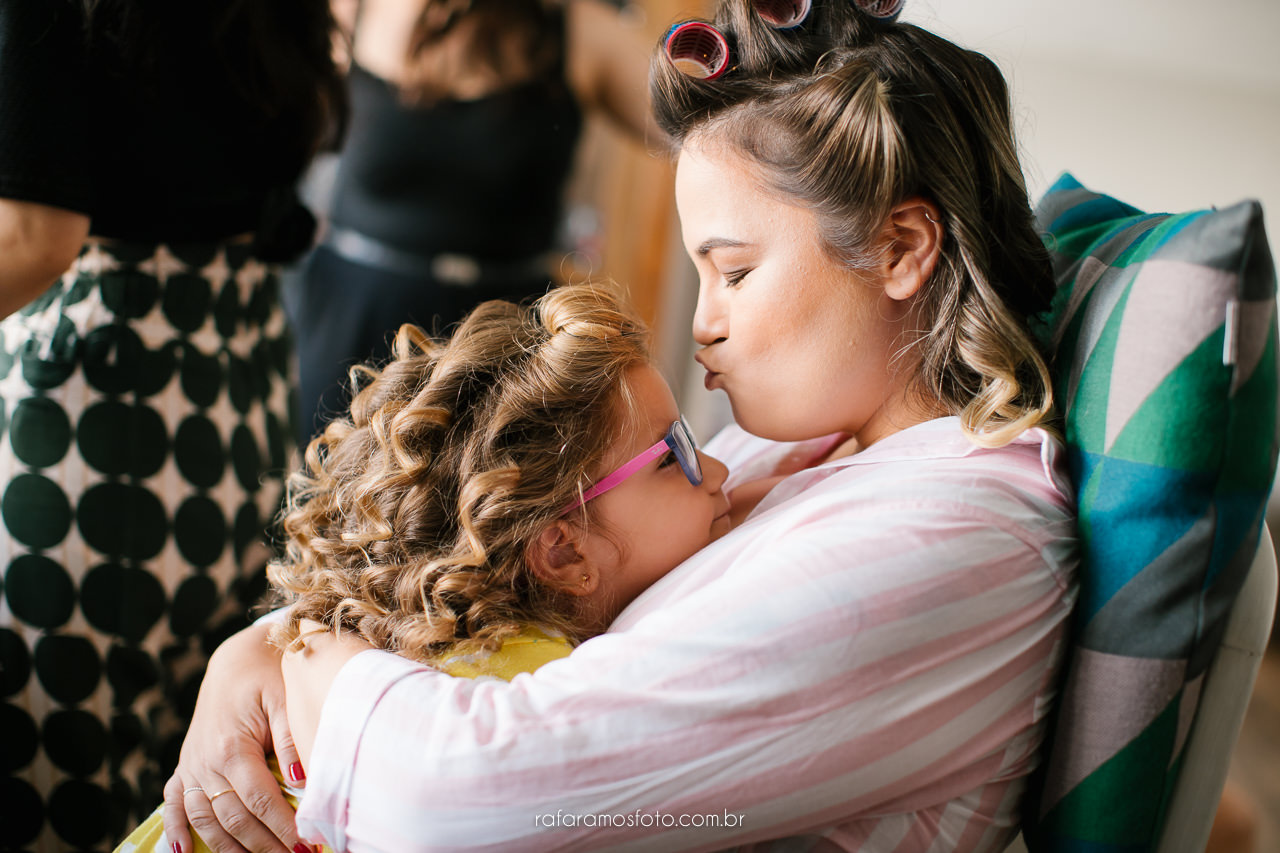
top-left (271, 280), bottom-right (731, 671)
top-left (117, 282), bottom-right (729, 853)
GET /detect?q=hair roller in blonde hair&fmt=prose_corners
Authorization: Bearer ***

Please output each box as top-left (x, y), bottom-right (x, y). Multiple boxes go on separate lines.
top-left (853, 0), bottom-right (903, 21)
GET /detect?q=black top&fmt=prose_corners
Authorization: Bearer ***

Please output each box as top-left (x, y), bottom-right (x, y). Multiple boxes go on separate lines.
top-left (0, 0), bottom-right (316, 248)
top-left (328, 55), bottom-right (583, 261)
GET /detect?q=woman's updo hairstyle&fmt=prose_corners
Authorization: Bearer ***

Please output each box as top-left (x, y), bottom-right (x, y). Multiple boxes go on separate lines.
top-left (270, 283), bottom-right (651, 662)
top-left (653, 0), bottom-right (1055, 445)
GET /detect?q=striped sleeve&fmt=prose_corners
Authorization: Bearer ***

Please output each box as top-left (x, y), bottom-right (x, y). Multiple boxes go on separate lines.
top-left (296, 430), bottom-right (1076, 853)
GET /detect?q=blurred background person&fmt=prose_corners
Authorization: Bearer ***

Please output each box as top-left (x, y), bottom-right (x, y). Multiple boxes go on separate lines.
top-left (0, 1), bottom-right (345, 850)
top-left (289, 0), bottom-right (657, 446)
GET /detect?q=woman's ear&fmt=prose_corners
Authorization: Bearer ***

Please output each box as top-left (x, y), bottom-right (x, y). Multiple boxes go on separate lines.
top-left (881, 197), bottom-right (943, 302)
top-left (527, 521), bottom-right (598, 597)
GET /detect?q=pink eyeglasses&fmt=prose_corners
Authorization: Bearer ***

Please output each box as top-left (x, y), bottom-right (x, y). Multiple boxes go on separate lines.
top-left (564, 417), bottom-right (703, 513)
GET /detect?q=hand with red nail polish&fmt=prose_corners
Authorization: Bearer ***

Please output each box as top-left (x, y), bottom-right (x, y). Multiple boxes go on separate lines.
top-left (160, 622), bottom-right (315, 853)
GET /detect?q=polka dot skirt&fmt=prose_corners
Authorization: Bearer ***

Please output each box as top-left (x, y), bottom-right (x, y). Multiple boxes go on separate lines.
top-left (0, 239), bottom-right (292, 852)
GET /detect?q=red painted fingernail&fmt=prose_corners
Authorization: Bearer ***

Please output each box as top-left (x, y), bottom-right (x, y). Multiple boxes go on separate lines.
top-left (294, 845), bottom-right (314, 853)
top-left (288, 761), bottom-right (306, 783)
top-left (172, 843), bottom-right (182, 853)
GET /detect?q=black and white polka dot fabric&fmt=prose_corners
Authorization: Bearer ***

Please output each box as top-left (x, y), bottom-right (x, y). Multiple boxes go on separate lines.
top-left (1, 239), bottom-right (292, 852)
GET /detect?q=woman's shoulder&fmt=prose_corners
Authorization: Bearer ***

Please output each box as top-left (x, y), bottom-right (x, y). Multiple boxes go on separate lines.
top-left (738, 418), bottom-right (1076, 557)
top-left (715, 417), bottom-right (1073, 513)
top-left (834, 418), bottom-right (1070, 500)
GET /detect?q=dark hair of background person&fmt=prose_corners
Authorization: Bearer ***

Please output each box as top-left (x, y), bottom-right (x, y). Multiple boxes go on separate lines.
top-left (80, 0), bottom-right (348, 163)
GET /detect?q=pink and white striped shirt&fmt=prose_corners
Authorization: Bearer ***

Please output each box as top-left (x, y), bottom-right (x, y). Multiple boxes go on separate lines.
top-left (297, 417), bottom-right (1078, 853)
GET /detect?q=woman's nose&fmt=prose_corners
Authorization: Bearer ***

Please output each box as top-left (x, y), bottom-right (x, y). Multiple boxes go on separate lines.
top-left (691, 286), bottom-right (727, 346)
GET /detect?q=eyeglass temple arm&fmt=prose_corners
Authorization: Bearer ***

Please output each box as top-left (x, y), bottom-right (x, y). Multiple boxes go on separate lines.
top-left (564, 438), bottom-right (670, 512)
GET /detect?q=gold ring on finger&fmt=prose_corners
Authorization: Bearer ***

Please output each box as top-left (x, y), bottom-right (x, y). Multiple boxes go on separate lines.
top-left (207, 788), bottom-right (235, 802)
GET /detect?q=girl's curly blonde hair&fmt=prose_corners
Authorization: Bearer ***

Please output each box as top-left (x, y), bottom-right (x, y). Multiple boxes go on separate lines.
top-left (269, 282), bottom-right (651, 663)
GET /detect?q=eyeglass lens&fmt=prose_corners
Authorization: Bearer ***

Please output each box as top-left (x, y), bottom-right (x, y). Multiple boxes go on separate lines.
top-left (671, 417), bottom-right (703, 486)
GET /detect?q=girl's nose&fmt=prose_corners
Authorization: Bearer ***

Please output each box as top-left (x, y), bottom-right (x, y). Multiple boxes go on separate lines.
top-left (699, 450), bottom-right (729, 492)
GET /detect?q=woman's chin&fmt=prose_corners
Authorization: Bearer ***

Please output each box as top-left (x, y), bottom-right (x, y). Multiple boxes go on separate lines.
top-left (729, 402), bottom-right (815, 443)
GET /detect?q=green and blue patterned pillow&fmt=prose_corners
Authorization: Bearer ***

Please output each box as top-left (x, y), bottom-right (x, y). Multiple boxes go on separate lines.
top-left (1022, 173), bottom-right (1278, 852)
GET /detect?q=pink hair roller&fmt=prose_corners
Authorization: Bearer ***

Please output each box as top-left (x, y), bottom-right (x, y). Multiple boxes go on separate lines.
top-left (854, 0), bottom-right (904, 20)
top-left (664, 21), bottom-right (731, 80)
top-left (753, 0), bottom-right (812, 29)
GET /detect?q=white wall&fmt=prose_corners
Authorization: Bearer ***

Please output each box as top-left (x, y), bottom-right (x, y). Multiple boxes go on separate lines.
top-left (901, 0), bottom-right (1280, 217)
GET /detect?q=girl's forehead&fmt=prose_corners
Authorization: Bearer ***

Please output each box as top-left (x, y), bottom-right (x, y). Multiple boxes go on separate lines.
top-left (626, 364), bottom-right (676, 418)
top-left (615, 365), bottom-right (675, 438)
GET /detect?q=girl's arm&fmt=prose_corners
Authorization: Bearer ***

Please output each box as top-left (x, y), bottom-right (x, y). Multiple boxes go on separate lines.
top-left (282, 621), bottom-right (375, 769)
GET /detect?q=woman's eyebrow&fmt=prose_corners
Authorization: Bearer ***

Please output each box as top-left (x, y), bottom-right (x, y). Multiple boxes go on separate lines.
top-left (697, 237), bottom-right (750, 256)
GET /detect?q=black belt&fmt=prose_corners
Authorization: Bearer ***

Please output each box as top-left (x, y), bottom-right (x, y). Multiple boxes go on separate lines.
top-left (321, 225), bottom-right (553, 286)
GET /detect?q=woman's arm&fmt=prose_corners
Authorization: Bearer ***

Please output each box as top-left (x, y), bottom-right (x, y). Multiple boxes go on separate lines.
top-left (288, 470), bottom-right (1076, 852)
top-left (0, 3), bottom-right (92, 317)
top-left (566, 0), bottom-right (665, 146)
top-left (0, 198), bottom-right (88, 319)
top-left (161, 622), bottom-right (314, 853)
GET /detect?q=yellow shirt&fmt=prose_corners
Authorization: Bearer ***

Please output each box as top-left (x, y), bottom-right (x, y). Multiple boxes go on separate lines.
top-left (431, 625), bottom-right (573, 680)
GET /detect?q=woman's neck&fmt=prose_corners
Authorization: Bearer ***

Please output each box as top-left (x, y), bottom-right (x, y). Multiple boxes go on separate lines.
top-left (842, 384), bottom-right (951, 456)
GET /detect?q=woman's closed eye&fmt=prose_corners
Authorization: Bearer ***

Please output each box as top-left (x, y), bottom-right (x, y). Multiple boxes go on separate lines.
top-left (724, 268), bottom-right (750, 287)
top-left (657, 449), bottom-right (678, 469)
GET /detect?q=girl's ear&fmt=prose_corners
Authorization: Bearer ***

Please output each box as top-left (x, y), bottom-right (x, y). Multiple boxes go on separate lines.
top-left (881, 197), bottom-right (943, 302)
top-left (527, 521), bottom-right (598, 597)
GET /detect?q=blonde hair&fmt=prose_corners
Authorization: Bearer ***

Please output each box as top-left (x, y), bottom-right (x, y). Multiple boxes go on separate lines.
top-left (269, 283), bottom-right (651, 662)
top-left (653, 0), bottom-right (1055, 445)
